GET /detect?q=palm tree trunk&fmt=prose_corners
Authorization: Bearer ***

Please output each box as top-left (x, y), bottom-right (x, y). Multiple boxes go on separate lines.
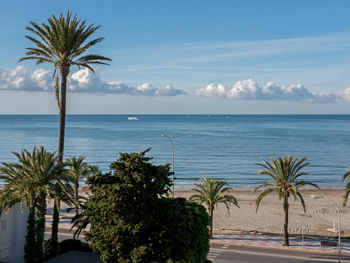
top-left (49, 199), bottom-right (60, 258)
top-left (35, 193), bottom-right (47, 263)
top-left (283, 196), bottom-right (289, 246)
top-left (50, 65), bottom-right (70, 256)
top-left (57, 65), bottom-right (69, 163)
top-left (209, 205), bottom-right (214, 239)
top-left (24, 204), bottom-right (36, 263)
top-left (75, 179), bottom-right (79, 216)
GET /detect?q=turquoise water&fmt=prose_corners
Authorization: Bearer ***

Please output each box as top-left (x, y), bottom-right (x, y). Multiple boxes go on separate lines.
top-left (0, 114), bottom-right (349, 188)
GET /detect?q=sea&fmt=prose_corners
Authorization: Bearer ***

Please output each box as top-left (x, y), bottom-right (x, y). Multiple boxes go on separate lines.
top-left (0, 114), bottom-right (349, 188)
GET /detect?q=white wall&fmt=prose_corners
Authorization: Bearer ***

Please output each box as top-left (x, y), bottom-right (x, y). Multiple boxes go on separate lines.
top-left (0, 204), bottom-right (28, 263)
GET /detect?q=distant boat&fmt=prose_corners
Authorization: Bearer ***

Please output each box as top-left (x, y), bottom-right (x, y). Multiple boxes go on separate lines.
top-left (128, 116), bottom-right (138, 120)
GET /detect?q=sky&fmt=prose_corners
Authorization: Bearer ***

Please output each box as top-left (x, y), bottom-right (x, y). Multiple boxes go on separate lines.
top-left (1, 0), bottom-right (350, 114)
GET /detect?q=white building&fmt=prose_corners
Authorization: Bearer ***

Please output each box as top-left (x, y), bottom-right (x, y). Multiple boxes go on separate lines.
top-left (0, 204), bottom-right (28, 263)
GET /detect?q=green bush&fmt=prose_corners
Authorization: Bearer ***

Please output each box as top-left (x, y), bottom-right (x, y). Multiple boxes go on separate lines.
top-left (154, 198), bottom-right (210, 262)
top-left (82, 150), bottom-right (210, 263)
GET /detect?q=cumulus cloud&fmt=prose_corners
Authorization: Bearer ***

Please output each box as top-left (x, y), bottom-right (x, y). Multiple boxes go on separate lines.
top-left (0, 66), bottom-right (54, 91)
top-left (337, 87), bottom-right (350, 102)
top-left (196, 79), bottom-right (349, 103)
top-left (0, 66), bottom-right (186, 96)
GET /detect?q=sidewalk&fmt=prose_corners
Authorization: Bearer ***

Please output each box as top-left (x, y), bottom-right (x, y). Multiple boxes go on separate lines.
top-left (45, 251), bottom-right (101, 263)
top-left (212, 229), bottom-right (350, 254)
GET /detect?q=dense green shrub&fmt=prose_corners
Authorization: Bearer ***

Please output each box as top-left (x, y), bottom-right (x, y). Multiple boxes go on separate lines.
top-left (154, 198), bottom-right (210, 262)
top-left (82, 149), bottom-right (210, 263)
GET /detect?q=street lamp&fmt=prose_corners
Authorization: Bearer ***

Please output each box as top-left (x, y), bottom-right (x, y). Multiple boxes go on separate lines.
top-left (310, 193), bottom-right (341, 263)
top-left (161, 134), bottom-right (175, 197)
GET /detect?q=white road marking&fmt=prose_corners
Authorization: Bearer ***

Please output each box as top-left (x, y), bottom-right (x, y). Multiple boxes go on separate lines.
top-left (208, 249), bottom-right (223, 262)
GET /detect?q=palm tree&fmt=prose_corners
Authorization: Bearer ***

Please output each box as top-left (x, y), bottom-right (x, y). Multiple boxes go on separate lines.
top-left (66, 155), bottom-right (97, 216)
top-left (342, 166), bottom-right (350, 206)
top-left (19, 11), bottom-right (111, 255)
top-left (190, 177), bottom-right (239, 238)
top-left (0, 146), bottom-right (71, 262)
top-left (253, 156), bottom-right (319, 246)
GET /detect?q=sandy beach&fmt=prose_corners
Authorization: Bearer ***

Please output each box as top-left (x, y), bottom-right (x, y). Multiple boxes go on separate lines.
top-left (174, 188), bottom-right (350, 237)
top-left (47, 187), bottom-right (350, 237)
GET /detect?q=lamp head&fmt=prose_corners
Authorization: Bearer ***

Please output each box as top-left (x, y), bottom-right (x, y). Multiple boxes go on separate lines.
top-left (161, 134), bottom-right (167, 138)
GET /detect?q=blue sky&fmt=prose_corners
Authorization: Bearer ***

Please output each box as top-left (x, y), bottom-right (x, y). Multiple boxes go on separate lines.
top-left (1, 0), bottom-right (350, 113)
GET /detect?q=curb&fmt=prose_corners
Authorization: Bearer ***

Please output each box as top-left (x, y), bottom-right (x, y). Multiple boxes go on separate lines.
top-left (210, 240), bottom-right (350, 256)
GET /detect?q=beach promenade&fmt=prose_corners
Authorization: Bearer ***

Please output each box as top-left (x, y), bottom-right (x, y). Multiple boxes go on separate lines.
top-left (212, 229), bottom-right (350, 254)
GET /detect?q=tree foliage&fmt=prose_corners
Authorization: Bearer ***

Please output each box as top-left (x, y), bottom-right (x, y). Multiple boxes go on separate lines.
top-left (18, 11), bottom-right (112, 109)
top-left (80, 149), bottom-right (210, 263)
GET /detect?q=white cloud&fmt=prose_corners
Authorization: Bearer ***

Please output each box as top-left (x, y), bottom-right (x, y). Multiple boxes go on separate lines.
top-left (337, 87), bottom-right (350, 102)
top-left (0, 66), bottom-right (186, 96)
top-left (0, 66), bottom-right (53, 91)
top-left (196, 79), bottom-right (350, 103)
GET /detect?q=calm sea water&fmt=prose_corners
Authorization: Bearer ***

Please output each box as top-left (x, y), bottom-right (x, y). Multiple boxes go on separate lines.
top-left (0, 114), bottom-right (349, 188)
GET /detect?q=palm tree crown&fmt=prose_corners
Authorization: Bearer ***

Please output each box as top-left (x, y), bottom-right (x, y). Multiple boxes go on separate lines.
top-left (253, 156), bottom-right (318, 246)
top-left (190, 177), bottom-right (239, 238)
top-left (18, 11), bottom-right (111, 108)
top-left (0, 147), bottom-right (68, 211)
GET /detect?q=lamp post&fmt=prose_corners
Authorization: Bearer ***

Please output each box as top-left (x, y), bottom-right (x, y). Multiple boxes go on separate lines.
top-left (310, 194), bottom-right (341, 263)
top-left (161, 134), bottom-right (175, 197)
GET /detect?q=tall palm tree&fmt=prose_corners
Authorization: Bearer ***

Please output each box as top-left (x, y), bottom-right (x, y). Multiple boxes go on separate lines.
top-left (66, 155), bottom-right (97, 216)
top-left (253, 156), bottom-right (319, 246)
top-left (0, 146), bottom-right (72, 263)
top-left (19, 11), bottom-right (111, 255)
top-left (190, 177), bottom-right (239, 238)
top-left (342, 166), bottom-right (350, 206)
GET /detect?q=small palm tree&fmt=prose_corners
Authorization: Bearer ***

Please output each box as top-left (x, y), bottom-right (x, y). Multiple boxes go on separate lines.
top-left (0, 146), bottom-right (72, 263)
top-left (190, 177), bottom-right (239, 238)
top-left (66, 155), bottom-right (97, 216)
top-left (342, 166), bottom-right (350, 206)
top-left (253, 156), bottom-right (319, 246)
top-left (19, 11), bottom-right (111, 255)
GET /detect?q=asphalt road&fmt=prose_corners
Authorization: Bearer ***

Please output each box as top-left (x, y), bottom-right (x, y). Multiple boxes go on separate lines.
top-left (208, 243), bottom-right (350, 263)
top-left (47, 229), bottom-right (350, 263)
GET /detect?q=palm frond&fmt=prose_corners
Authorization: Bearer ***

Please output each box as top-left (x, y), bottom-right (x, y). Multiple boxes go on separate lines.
top-left (55, 75), bottom-right (60, 110)
top-left (255, 188), bottom-right (274, 212)
top-left (343, 179), bottom-right (350, 206)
